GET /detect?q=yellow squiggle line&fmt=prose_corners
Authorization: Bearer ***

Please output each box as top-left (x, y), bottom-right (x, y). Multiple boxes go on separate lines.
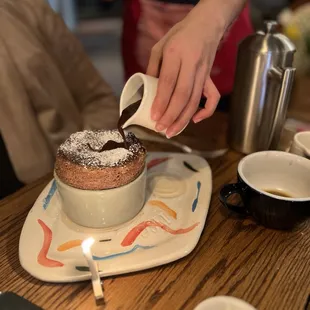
top-left (148, 200), bottom-right (177, 219)
top-left (57, 239), bottom-right (83, 252)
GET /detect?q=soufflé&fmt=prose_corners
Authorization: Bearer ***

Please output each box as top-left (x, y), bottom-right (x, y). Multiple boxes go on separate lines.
top-left (55, 130), bottom-right (146, 190)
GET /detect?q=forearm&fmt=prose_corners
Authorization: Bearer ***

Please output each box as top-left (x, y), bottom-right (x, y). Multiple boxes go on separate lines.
top-left (187, 0), bottom-right (247, 37)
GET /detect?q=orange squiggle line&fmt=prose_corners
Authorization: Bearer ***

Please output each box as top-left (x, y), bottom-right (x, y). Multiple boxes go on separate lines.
top-left (57, 239), bottom-right (83, 252)
top-left (121, 221), bottom-right (199, 246)
top-left (148, 200), bottom-right (177, 219)
top-left (37, 219), bottom-right (64, 267)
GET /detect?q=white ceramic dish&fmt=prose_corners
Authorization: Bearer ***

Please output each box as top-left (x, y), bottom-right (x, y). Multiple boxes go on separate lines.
top-left (194, 296), bottom-right (256, 310)
top-left (290, 131), bottom-right (310, 158)
top-left (19, 153), bottom-right (212, 283)
top-left (55, 167), bottom-right (147, 229)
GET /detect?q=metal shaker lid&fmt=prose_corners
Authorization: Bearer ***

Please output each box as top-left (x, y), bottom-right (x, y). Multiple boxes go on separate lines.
top-left (240, 20), bottom-right (296, 54)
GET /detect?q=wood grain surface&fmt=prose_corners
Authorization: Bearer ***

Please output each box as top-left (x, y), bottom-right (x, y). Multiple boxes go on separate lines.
top-left (0, 112), bottom-right (309, 310)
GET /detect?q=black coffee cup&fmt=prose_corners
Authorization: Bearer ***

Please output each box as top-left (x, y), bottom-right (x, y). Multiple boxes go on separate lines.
top-left (220, 151), bottom-right (310, 230)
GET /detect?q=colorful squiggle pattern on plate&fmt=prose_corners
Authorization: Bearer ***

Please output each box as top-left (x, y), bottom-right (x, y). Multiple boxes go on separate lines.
top-left (147, 157), bottom-right (170, 170)
top-left (121, 221), bottom-right (199, 246)
top-left (99, 239), bottom-right (112, 243)
top-left (37, 219), bottom-right (64, 267)
top-left (183, 161), bottom-right (199, 172)
top-left (43, 180), bottom-right (56, 210)
top-left (57, 239), bottom-right (83, 252)
top-left (75, 245), bottom-right (154, 272)
top-left (148, 200), bottom-right (177, 219)
top-left (75, 266), bottom-right (101, 272)
top-left (192, 181), bottom-right (201, 212)
top-left (75, 245), bottom-right (154, 271)
top-left (93, 244), bottom-right (154, 260)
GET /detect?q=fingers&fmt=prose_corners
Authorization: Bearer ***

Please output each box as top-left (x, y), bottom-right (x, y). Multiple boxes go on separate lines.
top-left (150, 45), bottom-right (181, 123)
top-left (146, 43), bottom-right (162, 78)
top-left (192, 77), bottom-right (220, 123)
top-left (147, 34), bottom-right (219, 136)
top-left (155, 61), bottom-right (196, 133)
top-left (165, 65), bottom-right (206, 138)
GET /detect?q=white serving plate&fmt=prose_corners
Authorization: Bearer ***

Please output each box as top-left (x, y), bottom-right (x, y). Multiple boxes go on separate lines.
top-left (19, 153), bottom-right (212, 283)
top-left (194, 296), bottom-right (256, 310)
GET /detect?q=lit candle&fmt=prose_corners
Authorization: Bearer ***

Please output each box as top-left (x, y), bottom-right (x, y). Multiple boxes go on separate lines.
top-left (82, 237), bottom-right (104, 302)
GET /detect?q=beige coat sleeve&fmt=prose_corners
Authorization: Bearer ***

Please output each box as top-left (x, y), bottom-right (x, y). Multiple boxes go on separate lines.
top-left (0, 0), bottom-right (119, 184)
top-left (35, 0), bottom-right (119, 131)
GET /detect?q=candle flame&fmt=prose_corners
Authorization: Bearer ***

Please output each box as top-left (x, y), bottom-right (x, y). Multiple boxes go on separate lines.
top-left (82, 237), bottom-right (95, 254)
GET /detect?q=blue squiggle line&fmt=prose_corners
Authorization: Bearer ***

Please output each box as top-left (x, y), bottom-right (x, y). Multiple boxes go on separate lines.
top-left (192, 181), bottom-right (201, 212)
top-left (92, 244), bottom-right (155, 261)
top-left (43, 180), bottom-right (57, 210)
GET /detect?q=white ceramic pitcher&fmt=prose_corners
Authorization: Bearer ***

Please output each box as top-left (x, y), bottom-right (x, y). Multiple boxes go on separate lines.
top-left (120, 73), bottom-right (160, 131)
top-left (119, 73), bottom-right (188, 136)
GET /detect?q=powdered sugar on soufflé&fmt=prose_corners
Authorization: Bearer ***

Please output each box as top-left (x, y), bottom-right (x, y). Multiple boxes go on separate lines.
top-left (57, 130), bottom-right (145, 168)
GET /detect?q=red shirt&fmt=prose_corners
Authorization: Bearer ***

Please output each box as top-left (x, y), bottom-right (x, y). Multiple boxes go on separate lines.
top-left (122, 1), bottom-right (253, 95)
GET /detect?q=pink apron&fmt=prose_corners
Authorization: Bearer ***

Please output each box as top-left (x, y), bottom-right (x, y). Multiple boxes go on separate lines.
top-left (122, 0), bottom-right (253, 95)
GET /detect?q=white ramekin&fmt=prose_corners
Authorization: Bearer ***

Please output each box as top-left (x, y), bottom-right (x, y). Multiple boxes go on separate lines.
top-left (55, 167), bottom-right (146, 229)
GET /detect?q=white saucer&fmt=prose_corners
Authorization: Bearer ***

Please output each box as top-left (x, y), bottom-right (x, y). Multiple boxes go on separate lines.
top-left (194, 296), bottom-right (256, 310)
top-left (19, 153), bottom-right (212, 283)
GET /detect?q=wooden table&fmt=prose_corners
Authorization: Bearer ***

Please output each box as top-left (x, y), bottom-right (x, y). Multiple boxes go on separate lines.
top-left (0, 112), bottom-right (309, 310)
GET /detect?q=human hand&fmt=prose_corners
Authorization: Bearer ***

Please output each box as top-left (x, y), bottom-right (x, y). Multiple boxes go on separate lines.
top-left (147, 10), bottom-right (223, 138)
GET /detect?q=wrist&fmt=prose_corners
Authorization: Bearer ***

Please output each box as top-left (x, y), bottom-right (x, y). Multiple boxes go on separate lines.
top-left (188, 0), bottom-right (246, 37)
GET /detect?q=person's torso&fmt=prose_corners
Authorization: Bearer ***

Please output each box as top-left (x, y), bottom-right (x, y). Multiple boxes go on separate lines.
top-left (123, 0), bottom-right (254, 94)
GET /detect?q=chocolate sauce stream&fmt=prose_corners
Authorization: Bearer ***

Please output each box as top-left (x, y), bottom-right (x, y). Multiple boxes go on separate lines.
top-left (87, 140), bottom-right (126, 152)
top-left (88, 99), bottom-right (142, 152)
